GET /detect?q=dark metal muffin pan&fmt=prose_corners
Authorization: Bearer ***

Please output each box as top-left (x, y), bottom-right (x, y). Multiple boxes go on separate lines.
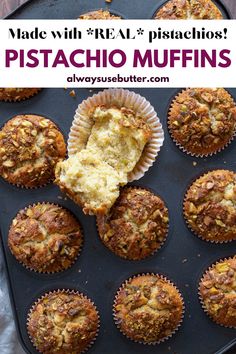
top-left (1, 1), bottom-right (235, 354)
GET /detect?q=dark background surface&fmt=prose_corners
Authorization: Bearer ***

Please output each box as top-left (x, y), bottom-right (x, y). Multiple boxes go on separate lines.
top-left (0, 0), bottom-right (236, 18)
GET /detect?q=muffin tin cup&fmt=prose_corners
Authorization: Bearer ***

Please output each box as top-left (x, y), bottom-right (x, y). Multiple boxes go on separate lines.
top-left (8, 202), bottom-right (84, 274)
top-left (26, 289), bottom-right (100, 353)
top-left (96, 185), bottom-right (169, 261)
top-left (113, 272), bottom-right (185, 345)
top-left (183, 169), bottom-right (236, 244)
top-left (68, 88), bottom-right (164, 182)
top-left (198, 256), bottom-right (236, 329)
top-left (0, 89), bottom-right (41, 102)
top-left (168, 89), bottom-right (236, 158)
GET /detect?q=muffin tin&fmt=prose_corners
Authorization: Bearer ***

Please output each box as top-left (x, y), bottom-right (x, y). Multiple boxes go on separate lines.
top-left (1, 1), bottom-right (235, 354)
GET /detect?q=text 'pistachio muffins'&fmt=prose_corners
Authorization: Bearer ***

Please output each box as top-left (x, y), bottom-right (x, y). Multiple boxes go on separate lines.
top-left (0, 114), bottom-right (66, 188)
top-left (97, 187), bottom-right (169, 260)
top-left (184, 169), bottom-right (236, 243)
top-left (27, 290), bottom-right (99, 354)
top-left (113, 274), bottom-right (184, 344)
top-left (155, 0), bottom-right (223, 19)
top-left (8, 203), bottom-right (83, 273)
top-left (199, 256), bottom-right (236, 328)
top-left (168, 88), bottom-right (236, 157)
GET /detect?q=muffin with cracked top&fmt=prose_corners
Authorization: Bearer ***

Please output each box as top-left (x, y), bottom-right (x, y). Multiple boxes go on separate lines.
top-left (199, 256), bottom-right (236, 327)
top-left (0, 114), bottom-right (66, 188)
top-left (113, 274), bottom-right (184, 344)
top-left (184, 170), bottom-right (236, 242)
top-left (8, 203), bottom-right (82, 273)
top-left (0, 88), bottom-right (40, 102)
top-left (97, 187), bottom-right (169, 260)
top-left (79, 9), bottom-right (121, 19)
top-left (155, 0), bottom-right (223, 19)
top-left (27, 290), bottom-right (99, 354)
top-left (168, 88), bottom-right (236, 156)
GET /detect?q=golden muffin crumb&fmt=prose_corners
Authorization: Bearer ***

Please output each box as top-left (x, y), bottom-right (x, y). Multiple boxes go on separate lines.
top-left (184, 170), bottom-right (236, 242)
top-left (8, 203), bottom-right (82, 273)
top-left (0, 88), bottom-right (40, 102)
top-left (155, 0), bottom-right (223, 19)
top-left (55, 106), bottom-right (151, 215)
top-left (114, 274), bottom-right (183, 344)
top-left (79, 9), bottom-right (121, 19)
top-left (168, 88), bottom-right (236, 156)
top-left (97, 188), bottom-right (169, 260)
top-left (27, 291), bottom-right (99, 354)
top-left (199, 256), bottom-right (236, 327)
top-left (0, 115), bottom-right (66, 188)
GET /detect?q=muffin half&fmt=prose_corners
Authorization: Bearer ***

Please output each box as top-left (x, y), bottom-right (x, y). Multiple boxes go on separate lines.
top-left (97, 187), bottom-right (169, 260)
top-left (8, 203), bottom-right (83, 273)
top-left (27, 290), bottom-right (99, 354)
top-left (168, 88), bottom-right (236, 156)
top-left (55, 105), bottom-right (152, 215)
top-left (199, 256), bottom-right (236, 327)
top-left (155, 0), bottom-right (223, 19)
top-left (184, 170), bottom-right (236, 243)
top-left (0, 115), bottom-right (66, 188)
top-left (114, 274), bottom-right (184, 344)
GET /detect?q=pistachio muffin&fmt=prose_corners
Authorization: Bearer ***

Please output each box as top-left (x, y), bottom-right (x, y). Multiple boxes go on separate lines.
top-left (0, 88), bottom-right (40, 102)
top-left (97, 187), bottom-right (169, 260)
top-left (155, 0), bottom-right (223, 19)
top-left (168, 88), bottom-right (236, 156)
top-left (27, 290), bottom-right (99, 354)
top-left (80, 9), bottom-right (121, 19)
top-left (8, 203), bottom-right (82, 273)
top-left (199, 256), bottom-right (236, 327)
top-left (184, 170), bottom-right (236, 243)
top-left (55, 106), bottom-right (151, 215)
top-left (114, 274), bottom-right (184, 344)
top-left (0, 115), bottom-right (66, 188)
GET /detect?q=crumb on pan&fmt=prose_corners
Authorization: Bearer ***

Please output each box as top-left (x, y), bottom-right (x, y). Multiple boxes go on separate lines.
top-left (79, 9), bottom-right (121, 19)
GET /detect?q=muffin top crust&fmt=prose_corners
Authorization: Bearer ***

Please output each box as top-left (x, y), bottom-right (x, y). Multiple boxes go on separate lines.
top-left (199, 256), bottom-right (236, 327)
top-left (55, 106), bottom-right (151, 215)
top-left (0, 115), bottom-right (66, 188)
top-left (79, 9), bottom-right (121, 19)
top-left (168, 88), bottom-right (236, 156)
top-left (155, 0), bottom-right (223, 19)
top-left (97, 187), bottom-right (169, 260)
top-left (0, 88), bottom-right (40, 101)
top-left (8, 203), bottom-right (82, 273)
top-left (184, 170), bottom-right (236, 242)
top-left (27, 291), bottom-right (99, 354)
top-left (114, 274), bottom-right (183, 343)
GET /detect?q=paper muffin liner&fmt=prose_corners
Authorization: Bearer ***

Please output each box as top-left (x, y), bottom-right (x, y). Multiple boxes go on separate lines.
top-left (113, 273), bottom-right (185, 345)
top-left (198, 256), bottom-right (236, 329)
top-left (183, 169), bottom-right (236, 244)
top-left (96, 186), bottom-right (169, 261)
top-left (0, 114), bottom-right (66, 190)
top-left (27, 289), bottom-right (100, 354)
top-left (68, 88), bottom-right (164, 182)
top-left (168, 89), bottom-right (236, 158)
top-left (8, 202), bottom-right (83, 274)
top-left (0, 88), bottom-right (41, 102)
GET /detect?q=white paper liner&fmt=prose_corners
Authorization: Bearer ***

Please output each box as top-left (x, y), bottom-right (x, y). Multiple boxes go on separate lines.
top-left (113, 273), bottom-right (184, 345)
top-left (27, 289), bottom-right (100, 354)
top-left (68, 89), bottom-right (164, 182)
top-left (198, 256), bottom-right (236, 328)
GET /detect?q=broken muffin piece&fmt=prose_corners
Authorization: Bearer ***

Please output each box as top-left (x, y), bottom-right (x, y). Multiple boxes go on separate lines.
top-left (55, 106), bottom-right (151, 215)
